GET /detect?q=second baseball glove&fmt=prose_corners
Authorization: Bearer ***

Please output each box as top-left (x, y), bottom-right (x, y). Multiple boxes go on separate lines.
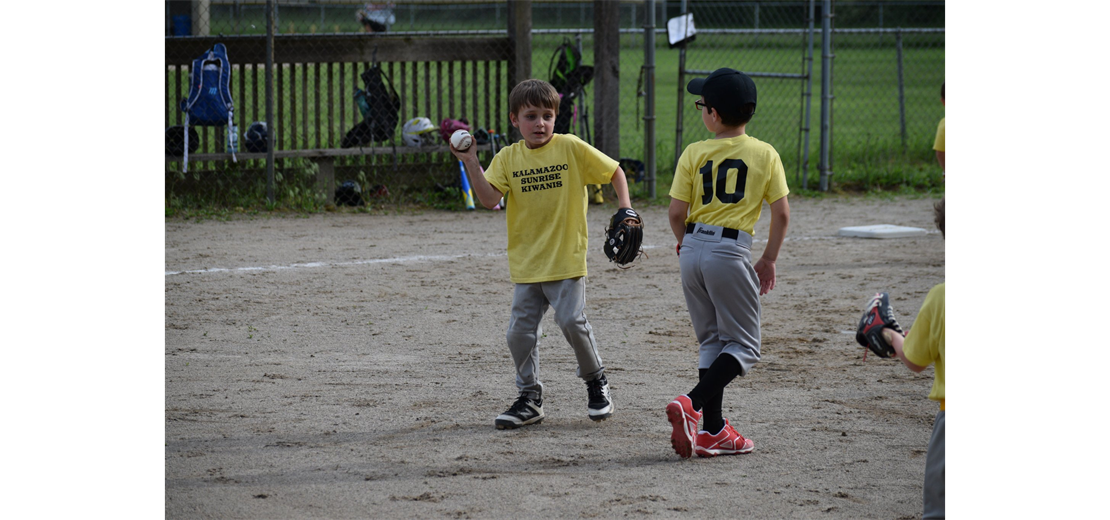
top-left (856, 291), bottom-right (905, 359)
top-left (603, 207), bottom-right (644, 267)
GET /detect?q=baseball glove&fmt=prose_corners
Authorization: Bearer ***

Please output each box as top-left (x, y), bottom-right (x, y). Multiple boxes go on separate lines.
top-left (855, 292), bottom-right (905, 359)
top-left (603, 207), bottom-right (644, 267)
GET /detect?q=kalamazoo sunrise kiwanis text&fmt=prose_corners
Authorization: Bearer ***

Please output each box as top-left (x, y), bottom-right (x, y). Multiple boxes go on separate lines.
top-left (514, 164), bottom-right (569, 193)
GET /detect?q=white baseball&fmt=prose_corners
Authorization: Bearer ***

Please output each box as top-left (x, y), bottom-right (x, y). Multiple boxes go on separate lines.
top-left (450, 129), bottom-right (473, 151)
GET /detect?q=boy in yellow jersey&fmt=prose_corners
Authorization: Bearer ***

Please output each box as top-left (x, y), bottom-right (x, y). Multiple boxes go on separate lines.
top-left (450, 79), bottom-right (634, 430)
top-left (880, 197), bottom-right (945, 518)
top-left (664, 67), bottom-right (790, 458)
top-left (936, 80), bottom-right (945, 180)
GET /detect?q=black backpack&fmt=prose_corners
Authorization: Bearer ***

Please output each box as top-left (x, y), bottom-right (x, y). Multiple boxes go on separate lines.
top-left (244, 121), bottom-right (268, 153)
top-left (166, 126), bottom-right (200, 156)
top-left (334, 181), bottom-right (365, 206)
top-left (548, 39), bottom-right (594, 135)
top-left (342, 64), bottom-right (401, 147)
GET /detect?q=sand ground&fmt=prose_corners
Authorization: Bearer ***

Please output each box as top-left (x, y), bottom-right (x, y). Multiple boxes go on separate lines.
top-left (166, 195), bottom-right (944, 519)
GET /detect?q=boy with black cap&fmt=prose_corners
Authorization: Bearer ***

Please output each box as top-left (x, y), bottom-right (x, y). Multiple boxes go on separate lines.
top-left (664, 67), bottom-right (791, 458)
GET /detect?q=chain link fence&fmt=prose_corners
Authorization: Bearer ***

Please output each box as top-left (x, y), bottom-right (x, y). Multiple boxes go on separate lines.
top-left (165, 0), bottom-right (944, 211)
top-left (825, 23), bottom-right (945, 187)
top-left (670, 1), bottom-right (943, 189)
top-left (671, 1), bottom-right (813, 188)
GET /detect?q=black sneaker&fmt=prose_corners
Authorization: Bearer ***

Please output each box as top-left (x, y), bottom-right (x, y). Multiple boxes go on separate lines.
top-left (586, 375), bottom-right (613, 421)
top-left (494, 394), bottom-right (544, 430)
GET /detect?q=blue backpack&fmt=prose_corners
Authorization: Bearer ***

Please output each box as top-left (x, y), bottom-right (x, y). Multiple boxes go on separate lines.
top-left (179, 43), bottom-right (236, 172)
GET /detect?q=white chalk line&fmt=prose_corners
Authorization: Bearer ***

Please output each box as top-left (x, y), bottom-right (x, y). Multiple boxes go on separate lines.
top-left (165, 233), bottom-right (926, 277)
top-left (165, 252), bottom-right (507, 276)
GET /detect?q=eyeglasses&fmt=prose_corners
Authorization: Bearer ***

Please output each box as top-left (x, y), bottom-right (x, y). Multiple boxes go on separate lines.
top-left (694, 100), bottom-right (709, 111)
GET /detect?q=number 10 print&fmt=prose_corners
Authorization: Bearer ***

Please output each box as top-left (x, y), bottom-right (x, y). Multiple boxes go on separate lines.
top-left (699, 159), bottom-right (748, 205)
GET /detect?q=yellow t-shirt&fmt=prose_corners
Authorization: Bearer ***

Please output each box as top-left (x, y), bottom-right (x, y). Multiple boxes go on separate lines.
top-left (669, 134), bottom-right (789, 236)
top-left (933, 118), bottom-right (945, 152)
top-left (903, 283), bottom-right (945, 410)
top-left (484, 134), bottom-right (619, 283)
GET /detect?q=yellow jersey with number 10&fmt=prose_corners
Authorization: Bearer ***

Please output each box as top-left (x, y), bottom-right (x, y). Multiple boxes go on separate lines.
top-left (669, 134), bottom-right (789, 236)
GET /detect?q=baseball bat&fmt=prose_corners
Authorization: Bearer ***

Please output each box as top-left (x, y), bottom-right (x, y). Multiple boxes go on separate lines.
top-left (458, 159), bottom-right (475, 210)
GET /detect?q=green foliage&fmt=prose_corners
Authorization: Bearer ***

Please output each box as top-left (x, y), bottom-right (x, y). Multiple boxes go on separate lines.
top-left (828, 157), bottom-right (943, 194)
top-left (166, 157), bottom-right (329, 217)
top-left (402, 182), bottom-right (479, 211)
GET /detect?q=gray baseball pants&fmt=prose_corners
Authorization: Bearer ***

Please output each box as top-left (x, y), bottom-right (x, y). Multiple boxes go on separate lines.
top-left (923, 410), bottom-right (945, 519)
top-left (679, 223), bottom-right (762, 374)
top-left (506, 277), bottom-right (604, 400)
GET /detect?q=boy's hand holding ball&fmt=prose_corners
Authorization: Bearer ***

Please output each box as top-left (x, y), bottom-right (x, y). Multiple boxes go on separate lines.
top-left (451, 129), bottom-right (473, 151)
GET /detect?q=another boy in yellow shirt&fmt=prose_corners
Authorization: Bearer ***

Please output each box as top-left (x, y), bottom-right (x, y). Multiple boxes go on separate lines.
top-left (450, 79), bottom-right (634, 430)
top-left (863, 197), bottom-right (945, 518)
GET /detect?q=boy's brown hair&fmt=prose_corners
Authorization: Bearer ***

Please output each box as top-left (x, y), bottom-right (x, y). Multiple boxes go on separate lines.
top-left (509, 79), bottom-right (561, 116)
top-left (936, 196), bottom-right (945, 240)
top-left (719, 103), bottom-right (756, 127)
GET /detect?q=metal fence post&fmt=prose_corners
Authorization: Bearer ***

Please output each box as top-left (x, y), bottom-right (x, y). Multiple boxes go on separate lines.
top-left (192, 0), bottom-right (210, 36)
top-left (673, 0), bottom-right (687, 173)
top-left (800, 0), bottom-right (816, 189)
top-left (265, 0), bottom-right (275, 204)
top-left (644, 0), bottom-right (657, 199)
top-left (896, 27), bottom-right (907, 153)
top-left (818, 0), bottom-right (834, 191)
top-left (576, 33), bottom-right (584, 138)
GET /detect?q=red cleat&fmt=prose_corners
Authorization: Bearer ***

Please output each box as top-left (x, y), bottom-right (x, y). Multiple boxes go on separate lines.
top-left (694, 419), bottom-right (754, 457)
top-left (666, 395), bottom-right (702, 459)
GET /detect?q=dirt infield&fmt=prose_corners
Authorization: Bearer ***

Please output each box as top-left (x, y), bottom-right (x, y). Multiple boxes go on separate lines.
top-left (166, 195), bottom-right (944, 519)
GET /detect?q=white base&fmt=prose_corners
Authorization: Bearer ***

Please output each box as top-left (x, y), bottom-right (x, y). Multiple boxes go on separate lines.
top-left (837, 224), bottom-right (928, 239)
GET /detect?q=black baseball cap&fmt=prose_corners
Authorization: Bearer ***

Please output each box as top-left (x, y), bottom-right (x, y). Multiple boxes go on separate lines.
top-left (687, 67), bottom-right (757, 118)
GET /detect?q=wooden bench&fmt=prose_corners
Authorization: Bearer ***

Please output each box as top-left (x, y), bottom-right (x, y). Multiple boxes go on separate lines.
top-left (165, 31), bottom-right (526, 199)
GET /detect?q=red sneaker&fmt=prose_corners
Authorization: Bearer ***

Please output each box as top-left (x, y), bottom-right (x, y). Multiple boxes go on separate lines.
top-left (665, 395), bottom-right (702, 459)
top-left (694, 419), bottom-right (754, 457)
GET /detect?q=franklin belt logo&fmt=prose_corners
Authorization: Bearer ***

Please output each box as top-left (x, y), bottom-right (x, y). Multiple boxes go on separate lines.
top-left (696, 228), bottom-right (717, 236)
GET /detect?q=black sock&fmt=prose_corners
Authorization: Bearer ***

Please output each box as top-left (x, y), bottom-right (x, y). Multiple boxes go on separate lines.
top-left (701, 374), bottom-right (725, 434)
top-left (687, 355), bottom-right (741, 433)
